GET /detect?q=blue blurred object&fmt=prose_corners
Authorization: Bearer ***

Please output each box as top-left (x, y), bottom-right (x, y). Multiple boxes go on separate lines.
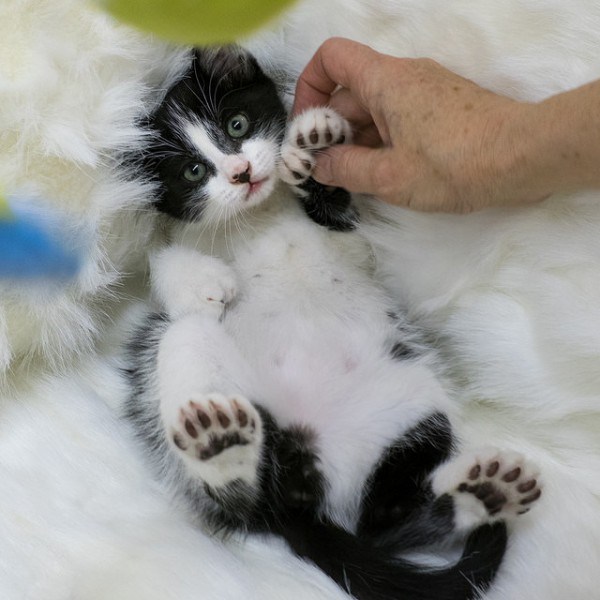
top-left (0, 194), bottom-right (81, 280)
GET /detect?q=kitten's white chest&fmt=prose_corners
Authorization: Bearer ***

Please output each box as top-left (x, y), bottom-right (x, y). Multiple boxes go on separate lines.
top-left (178, 198), bottom-right (374, 314)
top-left (238, 222), bottom-right (368, 307)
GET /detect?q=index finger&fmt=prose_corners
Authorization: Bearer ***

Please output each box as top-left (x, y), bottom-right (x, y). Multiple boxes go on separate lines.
top-left (292, 37), bottom-right (380, 114)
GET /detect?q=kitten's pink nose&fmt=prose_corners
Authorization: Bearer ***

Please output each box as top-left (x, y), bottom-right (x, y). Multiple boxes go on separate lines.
top-left (223, 156), bottom-right (251, 184)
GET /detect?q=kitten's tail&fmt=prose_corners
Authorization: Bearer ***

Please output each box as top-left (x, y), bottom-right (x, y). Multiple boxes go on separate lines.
top-left (282, 519), bottom-right (507, 600)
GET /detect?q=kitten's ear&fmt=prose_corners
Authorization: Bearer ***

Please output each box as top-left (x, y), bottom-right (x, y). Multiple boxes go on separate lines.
top-left (192, 45), bottom-right (264, 81)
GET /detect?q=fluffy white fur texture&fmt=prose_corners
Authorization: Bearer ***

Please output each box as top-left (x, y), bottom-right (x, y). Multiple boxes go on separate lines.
top-left (0, 0), bottom-right (185, 383)
top-left (249, 1), bottom-right (600, 599)
top-left (2, 0), bottom-right (600, 599)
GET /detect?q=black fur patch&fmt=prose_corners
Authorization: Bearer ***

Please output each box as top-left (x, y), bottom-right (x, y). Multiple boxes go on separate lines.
top-left (122, 311), bottom-right (170, 434)
top-left (282, 513), bottom-right (507, 600)
top-left (358, 412), bottom-right (454, 542)
top-left (273, 426), bottom-right (325, 512)
top-left (246, 418), bottom-right (326, 532)
top-left (390, 340), bottom-right (418, 360)
top-left (298, 177), bottom-right (358, 231)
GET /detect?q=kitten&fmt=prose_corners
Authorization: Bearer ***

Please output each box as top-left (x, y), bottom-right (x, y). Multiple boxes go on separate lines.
top-left (124, 46), bottom-right (541, 600)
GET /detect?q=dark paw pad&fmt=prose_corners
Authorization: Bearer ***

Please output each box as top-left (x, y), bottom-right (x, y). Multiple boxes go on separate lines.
top-left (169, 394), bottom-right (259, 463)
top-left (457, 451), bottom-right (542, 520)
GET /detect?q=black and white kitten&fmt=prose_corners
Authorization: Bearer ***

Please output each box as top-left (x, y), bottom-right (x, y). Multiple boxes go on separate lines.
top-left (124, 47), bottom-right (542, 600)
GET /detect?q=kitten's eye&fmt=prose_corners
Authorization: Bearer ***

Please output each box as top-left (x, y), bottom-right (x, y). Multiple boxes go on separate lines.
top-left (226, 113), bottom-right (250, 139)
top-left (182, 162), bottom-right (207, 183)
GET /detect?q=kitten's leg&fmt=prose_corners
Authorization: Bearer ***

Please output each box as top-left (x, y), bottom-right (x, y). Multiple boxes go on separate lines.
top-left (280, 108), bottom-right (357, 230)
top-left (357, 412), bottom-right (542, 551)
top-left (169, 384), bottom-right (327, 533)
top-left (380, 448), bottom-right (542, 551)
top-left (357, 413), bottom-right (456, 544)
top-left (156, 314), bottom-right (266, 526)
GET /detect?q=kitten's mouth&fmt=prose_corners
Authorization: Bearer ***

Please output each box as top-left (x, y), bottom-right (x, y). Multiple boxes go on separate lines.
top-left (246, 178), bottom-right (268, 198)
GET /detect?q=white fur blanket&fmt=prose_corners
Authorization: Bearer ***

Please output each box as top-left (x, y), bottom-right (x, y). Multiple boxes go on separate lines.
top-left (2, 1), bottom-right (600, 599)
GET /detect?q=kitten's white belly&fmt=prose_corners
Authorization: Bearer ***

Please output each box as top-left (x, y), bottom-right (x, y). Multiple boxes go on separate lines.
top-left (224, 214), bottom-right (391, 415)
top-left (199, 213), bottom-right (452, 523)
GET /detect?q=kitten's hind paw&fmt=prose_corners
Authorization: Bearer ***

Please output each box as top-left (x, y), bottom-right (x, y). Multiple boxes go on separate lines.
top-left (169, 393), bottom-right (263, 490)
top-left (432, 447), bottom-right (542, 532)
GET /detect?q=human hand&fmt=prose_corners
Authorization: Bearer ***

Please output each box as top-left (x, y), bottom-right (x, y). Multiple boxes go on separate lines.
top-left (293, 37), bottom-right (550, 213)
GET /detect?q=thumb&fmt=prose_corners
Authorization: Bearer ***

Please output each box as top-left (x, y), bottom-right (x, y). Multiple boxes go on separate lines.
top-left (313, 144), bottom-right (394, 196)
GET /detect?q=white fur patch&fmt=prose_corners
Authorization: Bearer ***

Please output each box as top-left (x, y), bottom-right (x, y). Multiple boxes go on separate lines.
top-left (184, 122), bottom-right (226, 167)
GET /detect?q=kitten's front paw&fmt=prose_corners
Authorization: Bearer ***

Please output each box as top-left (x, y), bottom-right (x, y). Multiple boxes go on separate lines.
top-left (152, 249), bottom-right (237, 320)
top-left (432, 448), bottom-right (542, 531)
top-left (290, 107), bottom-right (352, 150)
top-left (279, 108), bottom-right (352, 185)
top-left (179, 267), bottom-right (236, 321)
top-left (168, 393), bottom-right (262, 490)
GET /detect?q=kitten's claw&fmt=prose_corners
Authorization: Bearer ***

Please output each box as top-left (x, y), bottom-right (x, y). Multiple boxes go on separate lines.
top-left (168, 393), bottom-right (262, 489)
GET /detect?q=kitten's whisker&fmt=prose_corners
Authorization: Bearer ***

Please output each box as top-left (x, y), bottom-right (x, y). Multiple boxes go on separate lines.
top-left (236, 208), bottom-right (256, 241)
top-left (186, 76), bottom-right (214, 118)
top-left (207, 203), bottom-right (226, 256)
top-left (223, 205), bottom-right (236, 258)
top-left (231, 210), bottom-right (245, 245)
top-left (190, 211), bottom-right (215, 254)
top-left (207, 67), bottom-right (220, 118)
top-left (210, 63), bottom-right (245, 118)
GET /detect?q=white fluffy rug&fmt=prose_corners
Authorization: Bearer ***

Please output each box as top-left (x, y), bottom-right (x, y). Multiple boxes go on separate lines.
top-left (2, 1), bottom-right (600, 599)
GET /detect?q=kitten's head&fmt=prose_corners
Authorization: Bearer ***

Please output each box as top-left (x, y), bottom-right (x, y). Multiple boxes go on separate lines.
top-left (145, 46), bottom-right (287, 224)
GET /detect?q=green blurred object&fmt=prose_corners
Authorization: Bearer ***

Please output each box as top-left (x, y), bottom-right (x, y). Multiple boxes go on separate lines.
top-left (96, 0), bottom-right (297, 44)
